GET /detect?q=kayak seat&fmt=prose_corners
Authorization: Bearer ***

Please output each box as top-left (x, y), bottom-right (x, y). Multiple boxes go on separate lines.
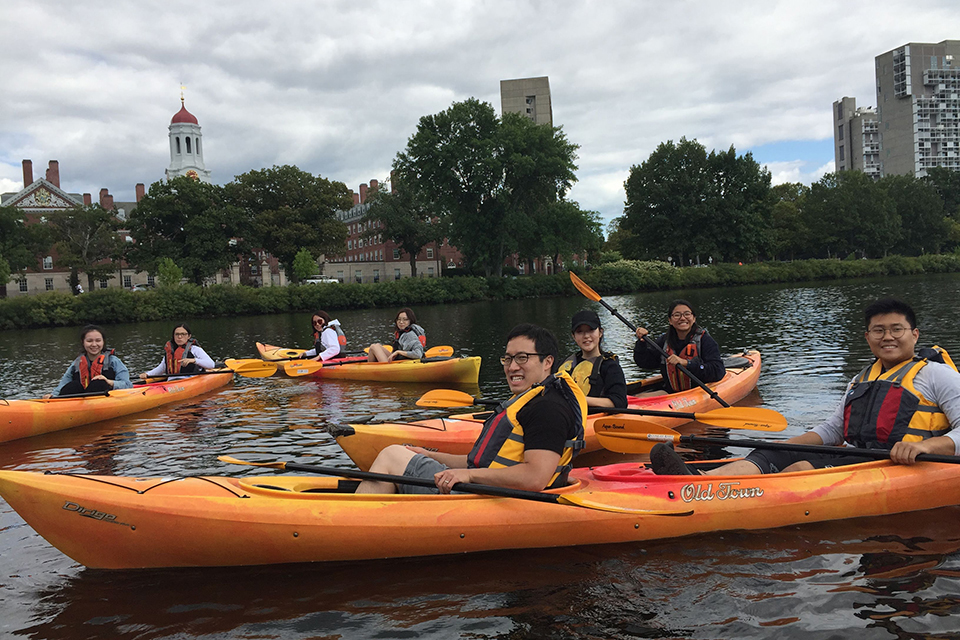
top-left (722, 355), bottom-right (752, 369)
top-left (419, 356), bottom-right (454, 363)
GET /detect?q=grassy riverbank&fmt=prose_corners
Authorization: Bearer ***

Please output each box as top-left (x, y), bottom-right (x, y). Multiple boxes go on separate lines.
top-left (3, 254), bottom-right (959, 330)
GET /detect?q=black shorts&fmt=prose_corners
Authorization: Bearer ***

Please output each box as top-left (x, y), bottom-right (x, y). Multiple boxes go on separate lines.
top-left (743, 449), bottom-right (876, 474)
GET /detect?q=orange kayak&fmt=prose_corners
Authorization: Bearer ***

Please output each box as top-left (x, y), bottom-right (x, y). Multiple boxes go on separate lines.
top-left (332, 351), bottom-right (762, 470)
top-left (256, 342), bottom-right (481, 384)
top-left (1, 456), bottom-right (956, 568)
top-left (0, 372), bottom-right (233, 443)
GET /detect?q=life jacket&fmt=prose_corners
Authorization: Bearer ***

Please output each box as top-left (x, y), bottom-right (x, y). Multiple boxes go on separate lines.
top-left (164, 338), bottom-right (199, 375)
top-left (72, 350), bottom-right (116, 389)
top-left (466, 370), bottom-right (587, 489)
top-left (558, 351), bottom-right (618, 397)
top-left (393, 324), bottom-right (427, 350)
top-left (842, 346), bottom-right (957, 448)
top-left (663, 327), bottom-right (705, 392)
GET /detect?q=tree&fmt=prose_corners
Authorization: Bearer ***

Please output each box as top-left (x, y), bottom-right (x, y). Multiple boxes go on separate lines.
top-left (394, 99), bottom-right (579, 276)
top-left (521, 200), bottom-right (604, 271)
top-left (225, 165), bottom-right (352, 282)
top-left (48, 204), bottom-right (124, 290)
top-left (362, 178), bottom-right (445, 278)
top-left (156, 257), bottom-right (183, 287)
top-left (621, 138), bottom-right (715, 265)
top-left (924, 167), bottom-right (960, 218)
top-left (881, 174), bottom-right (947, 256)
top-left (127, 177), bottom-right (250, 285)
top-left (292, 247), bottom-right (319, 281)
top-left (766, 183), bottom-right (810, 260)
top-left (802, 172), bottom-right (899, 259)
top-left (0, 205), bottom-right (53, 283)
top-left (706, 146), bottom-right (772, 263)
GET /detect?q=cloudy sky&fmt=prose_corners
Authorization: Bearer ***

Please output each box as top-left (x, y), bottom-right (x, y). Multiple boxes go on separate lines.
top-left (2, 1), bottom-right (958, 228)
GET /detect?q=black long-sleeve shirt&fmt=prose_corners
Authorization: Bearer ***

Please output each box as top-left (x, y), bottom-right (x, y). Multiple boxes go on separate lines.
top-left (633, 329), bottom-right (725, 394)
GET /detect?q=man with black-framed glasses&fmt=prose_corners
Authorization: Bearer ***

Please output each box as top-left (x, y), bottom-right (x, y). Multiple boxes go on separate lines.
top-left (652, 297), bottom-right (960, 476)
top-left (356, 324), bottom-right (587, 494)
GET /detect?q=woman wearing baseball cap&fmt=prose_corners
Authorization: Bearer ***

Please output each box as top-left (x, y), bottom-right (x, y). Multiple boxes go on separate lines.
top-left (557, 310), bottom-right (628, 409)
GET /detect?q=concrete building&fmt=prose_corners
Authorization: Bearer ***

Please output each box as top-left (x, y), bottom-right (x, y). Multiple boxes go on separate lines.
top-left (833, 97), bottom-right (881, 179)
top-left (500, 76), bottom-right (553, 126)
top-left (839, 40), bottom-right (960, 179)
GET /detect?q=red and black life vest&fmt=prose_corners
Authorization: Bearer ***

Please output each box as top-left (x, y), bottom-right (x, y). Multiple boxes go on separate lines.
top-left (392, 324), bottom-right (426, 351)
top-left (164, 338), bottom-right (199, 375)
top-left (73, 350), bottom-right (116, 389)
top-left (664, 327), bottom-right (705, 392)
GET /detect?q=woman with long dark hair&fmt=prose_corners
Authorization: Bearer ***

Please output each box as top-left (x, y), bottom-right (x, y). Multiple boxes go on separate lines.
top-left (47, 325), bottom-right (132, 397)
top-left (302, 310), bottom-right (346, 362)
top-left (368, 308), bottom-right (426, 362)
top-left (139, 323), bottom-right (216, 380)
top-left (633, 299), bottom-right (725, 394)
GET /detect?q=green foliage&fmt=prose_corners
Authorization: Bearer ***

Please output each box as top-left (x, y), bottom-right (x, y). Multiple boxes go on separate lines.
top-left (128, 177), bottom-right (251, 285)
top-left (363, 180), bottom-right (445, 278)
top-left (394, 99), bottom-right (579, 276)
top-left (0, 205), bottom-right (52, 277)
top-left (803, 172), bottom-right (900, 259)
top-left (157, 257), bottom-right (183, 287)
top-left (925, 167), bottom-right (960, 218)
top-left (225, 165), bottom-right (352, 278)
top-left (0, 255), bottom-right (11, 287)
top-left (292, 248), bottom-right (319, 281)
top-left (48, 204), bottom-right (122, 289)
top-left (881, 174), bottom-right (947, 255)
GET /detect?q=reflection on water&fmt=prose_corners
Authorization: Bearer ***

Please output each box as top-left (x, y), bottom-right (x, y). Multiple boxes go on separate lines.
top-left (3, 273), bottom-right (960, 638)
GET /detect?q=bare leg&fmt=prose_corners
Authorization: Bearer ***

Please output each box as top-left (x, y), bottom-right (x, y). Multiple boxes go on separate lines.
top-left (355, 445), bottom-right (418, 494)
top-left (702, 459), bottom-right (764, 476)
top-left (368, 344), bottom-right (391, 363)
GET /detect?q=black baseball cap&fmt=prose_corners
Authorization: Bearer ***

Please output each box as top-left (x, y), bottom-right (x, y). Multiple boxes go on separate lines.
top-left (571, 310), bottom-right (601, 332)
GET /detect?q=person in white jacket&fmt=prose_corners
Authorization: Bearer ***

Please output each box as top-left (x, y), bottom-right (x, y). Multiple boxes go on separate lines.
top-left (304, 310), bottom-right (345, 361)
top-left (139, 323), bottom-right (216, 380)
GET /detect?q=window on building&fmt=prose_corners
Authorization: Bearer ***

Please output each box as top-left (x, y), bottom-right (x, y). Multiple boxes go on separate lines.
top-left (45, 278), bottom-right (54, 291)
top-left (147, 275), bottom-right (156, 286)
top-left (19, 279), bottom-right (27, 292)
top-left (395, 269), bottom-right (401, 280)
top-left (836, 103), bottom-right (843, 119)
top-left (43, 256), bottom-right (53, 270)
top-left (186, 137), bottom-right (192, 154)
top-left (373, 269), bottom-right (380, 283)
top-left (355, 270), bottom-right (362, 283)
top-left (197, 138), bottom-right (201, 155)
top-left (428, 267), bottom-right (435, 278)
top-left (839, 145), bottom-right (845, 161)
top-left (393, 249), bottom-right (400, 260)
top-left (124, 275), bottom-right (132, 288)
top-left (838, 124), bottom-right (844, 141)
top-left (176, 137), bottom-right (181, 154)
top-left (99, 278), bottom-right (108, 289)
top-left (337, 270), bottom-right (344, 281)
top-left (426, 248), bottom-right (434, 259)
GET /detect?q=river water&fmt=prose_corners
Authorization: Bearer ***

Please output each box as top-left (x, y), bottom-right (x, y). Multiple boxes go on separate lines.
top-left (2, 274), bottom-right (960, 639)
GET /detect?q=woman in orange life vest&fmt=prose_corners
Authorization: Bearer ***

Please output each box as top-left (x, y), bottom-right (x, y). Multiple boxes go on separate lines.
top-left (368, 307), bottom-right (426, 362)
top-left (138, 323), bottom-right (216, 380)
top-left (302, 310), bottom-right (346, 362)
top-left (558, 310), bottom-right (628, 409)
top-left (633, 299), bottom-right (725, 395)
top-left (47, 325), bottom-right (133, 397)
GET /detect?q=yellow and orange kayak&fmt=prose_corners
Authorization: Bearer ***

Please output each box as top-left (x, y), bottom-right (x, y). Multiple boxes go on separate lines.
top-left (1, 456), bottom-right (956, 569)
top-left (256, 342), bottom-right (481, 384)
top-left (332, 351), bottom-right (762, 470)
top-left (0, 372), bottom-right (233, 443)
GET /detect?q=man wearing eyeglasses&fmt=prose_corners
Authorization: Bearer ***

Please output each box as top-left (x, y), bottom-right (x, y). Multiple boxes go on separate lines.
top-left (355, 324), bottom-right (587, 494)
top-left (652, 297), bottom-right (960, 476)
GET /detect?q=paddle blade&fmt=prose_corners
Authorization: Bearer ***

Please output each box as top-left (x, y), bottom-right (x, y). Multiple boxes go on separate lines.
top-left (363, 345), bottom-right (394, 354)
top-left (283, 360), bottom-right (324, 377)
top-left (569, 271), bottom-right (601, 302)
top-left (218, 455), bottom-right (287, 469)
top-left (694, 407), bottom-right (788, 432)
top-left (425, 345), bottom-right (454, 358)
top-left (230, 360), bottom-right (279, 378)
top-left (416, 389), bottom-right (478, 408)
top-left (593, 417), bottom-right (680, 454)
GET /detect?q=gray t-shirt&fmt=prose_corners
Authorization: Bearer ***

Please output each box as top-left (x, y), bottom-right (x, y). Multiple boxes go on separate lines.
top-left (812, 360), bottom-right (960, 454)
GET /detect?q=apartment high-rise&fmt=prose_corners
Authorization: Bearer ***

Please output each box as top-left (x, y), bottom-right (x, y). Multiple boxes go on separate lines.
top-left (500, 77), bottom-right (553, 126)
top-left (833, 97), bottom-right (881, 178)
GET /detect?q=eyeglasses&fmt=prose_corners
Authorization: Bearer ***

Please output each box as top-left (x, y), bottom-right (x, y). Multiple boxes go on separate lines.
top-left (173, 332), bottom-right (190, 337)
top-left (312, 319), bottom-right (324, 326)
top-left (670, 311), bottom-right (694, 319)
top-left (500, 353), bottom-right (548, 366)
top-left (868, 325), bottom-right (911, 339)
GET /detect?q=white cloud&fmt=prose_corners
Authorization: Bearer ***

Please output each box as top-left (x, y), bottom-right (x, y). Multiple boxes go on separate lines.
top-left (765, 160), bottom-right (835, 186)
top-left (2, 0), bottom-right (956, 217)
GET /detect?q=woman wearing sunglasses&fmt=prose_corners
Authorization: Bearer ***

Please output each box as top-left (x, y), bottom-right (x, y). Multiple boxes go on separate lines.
top-left (633, 299), bottom-right (725, 394)
top-left (302, 310), bottom-right (346, 362)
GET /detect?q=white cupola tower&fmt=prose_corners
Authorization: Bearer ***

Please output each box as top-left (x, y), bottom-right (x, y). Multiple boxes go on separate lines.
top-left (165, 95), bottom-right (211, 182)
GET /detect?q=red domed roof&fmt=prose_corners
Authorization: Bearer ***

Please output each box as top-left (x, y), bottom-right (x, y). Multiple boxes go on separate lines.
top-left (171, 103), bottom-right (199, 125)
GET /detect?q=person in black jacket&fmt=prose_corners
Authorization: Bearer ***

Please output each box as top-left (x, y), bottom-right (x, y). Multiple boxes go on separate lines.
top-left (558, 310), bottom-right (628, 409)
top-left (633, 299), bottom-right (725, 394)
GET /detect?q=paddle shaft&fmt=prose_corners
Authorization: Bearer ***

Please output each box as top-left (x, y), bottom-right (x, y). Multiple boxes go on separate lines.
top-left (278, 461), bottom-right (567, 504)
top-left (463, 398), bottom-right (742, 423)
top-left (140, 370), bottom-right (235, 381)
top-left (570, 272), bottom-right (730, 408)
top-left (666, 434), bottom-right (960, 464)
